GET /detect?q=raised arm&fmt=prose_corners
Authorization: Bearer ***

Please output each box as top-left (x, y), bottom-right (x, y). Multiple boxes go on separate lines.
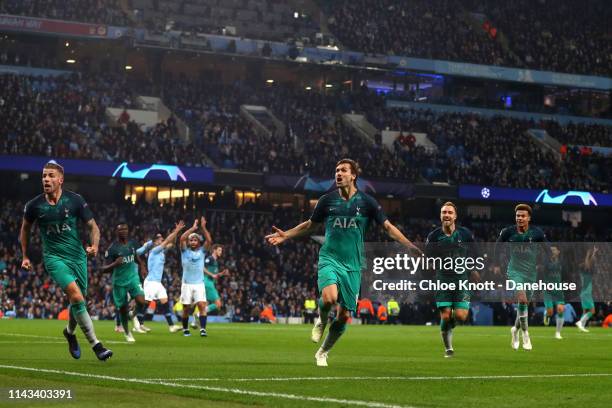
top-left (584, 246), bottom-right (598, 270)
top-left (180, 219), bottom-right (199, 250)
top-left (20, 218), bottom-right (33, 271)
top-left (161, 220), bottom-right (185, 249)
top-left (136, 240), bottom-right (153, 256)
top-left (200, 216), bottom-right (212, 251)
top-left (383, 220), bottom-right (422, 255)
top-left (265, 220), bottom-right (320, 246)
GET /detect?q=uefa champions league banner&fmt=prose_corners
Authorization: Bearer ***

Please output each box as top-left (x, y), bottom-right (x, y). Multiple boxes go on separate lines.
top-left (361, 242), bottom-right (610, 304)
top-left (459, 185), bottom-right (612, 207)
top-left (0, 155), bottom-right (214, 183)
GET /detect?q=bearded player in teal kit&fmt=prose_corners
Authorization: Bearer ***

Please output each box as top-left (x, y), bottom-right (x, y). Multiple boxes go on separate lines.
top-left (20, 161), bottom-right (112, 361)
top-left (266, 159), bottom-right (420, 367)
top-left (425, 202), bottom-right (476, 358)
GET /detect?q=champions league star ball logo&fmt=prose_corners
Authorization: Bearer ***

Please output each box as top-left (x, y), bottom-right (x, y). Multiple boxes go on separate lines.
top-left (481, 187), bottom-right (491, 199)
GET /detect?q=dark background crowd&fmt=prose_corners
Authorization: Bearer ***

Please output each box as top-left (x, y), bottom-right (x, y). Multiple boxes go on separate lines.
top-left (2, 0), bottom-right (610, 76)
top-left (1, 72), bottom-right (610, 191)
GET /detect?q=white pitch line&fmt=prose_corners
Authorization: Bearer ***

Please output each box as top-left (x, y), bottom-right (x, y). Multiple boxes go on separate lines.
top-left (140, 373), bottom-right (612, 382)
top-left (1, 332), bottom-right (126, 345)
top-left (0, 365), bottom-right (412, 408)
top-left (0, 341), bottom-right (65, 344)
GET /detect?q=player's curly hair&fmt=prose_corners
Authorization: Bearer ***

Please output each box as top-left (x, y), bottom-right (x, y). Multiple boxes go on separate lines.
top-left (336, 158), bottom-right (361, 186)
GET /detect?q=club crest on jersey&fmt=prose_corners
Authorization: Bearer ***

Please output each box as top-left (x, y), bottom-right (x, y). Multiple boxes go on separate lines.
top-left (333, 217), bottom-right (358, 229)
top-left (355, 206), bottom-right (361, 216)
top-left (64, 208), bottom-right (69, 218)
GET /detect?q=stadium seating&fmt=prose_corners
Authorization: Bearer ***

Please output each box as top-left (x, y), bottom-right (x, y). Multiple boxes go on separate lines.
top-left (0, 0), bottom-right (130, 26)
top-left (323, 0), bottom-right (611, 76)
top-left (1, 72), bottom-right (611, 190)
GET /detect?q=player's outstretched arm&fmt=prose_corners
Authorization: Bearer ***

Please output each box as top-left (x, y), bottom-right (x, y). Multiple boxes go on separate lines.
top-left (200, 216), bottom-right (213, 251)
top-left (85, 219), bottom-right (100, 257)
top-left (265, 220), bottom-right (320, 246)
top-left (382, 220), bottom-right (422, 255)
top-left (180, 219), bottom-right (198, 250)
top-left (161, 221), bottom-right (185, 249)
top-left (19, 218), bottom-right (33, 271)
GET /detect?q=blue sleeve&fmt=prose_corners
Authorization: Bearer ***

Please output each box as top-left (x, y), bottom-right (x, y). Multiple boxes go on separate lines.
top-left (151, 245), bottom-right (164, 255)
top-left (136, 240), bottom-right (153, 256)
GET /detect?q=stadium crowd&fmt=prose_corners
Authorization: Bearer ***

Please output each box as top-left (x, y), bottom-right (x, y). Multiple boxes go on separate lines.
top-left (471, 0), bottom-right (611, 77)
top-left (2, 72), bottom-right (611, 192)
top-left (0, 0), bottom-right (130, 27)
top-left (2, 0), bottom-right (610, 77)
top-left (323, 0), bottom-right (611, 76)
top-left (374, 108), bottom-right (611, 191)
top-left (325, 0), bottom-right (513, 67)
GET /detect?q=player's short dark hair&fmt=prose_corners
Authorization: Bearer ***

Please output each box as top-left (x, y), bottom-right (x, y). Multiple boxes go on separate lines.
top-left (441, 201), bottom-right (457, 214)
top-left (336, 158), bottom-right (361, 185)
top-left (212, 244), bottom-right (223, 251)
top-left (43, 160), bottom-right (64, 175)
top-left (514, 204), bottom-right (532, 215)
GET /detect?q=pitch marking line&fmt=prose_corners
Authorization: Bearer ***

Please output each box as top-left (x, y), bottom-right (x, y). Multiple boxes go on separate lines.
top-left (140, 373), bottom-right (612, 382)
top-left (0, 365), bottom-right (413, 408)
top-left (1, 332), bottom-right (126, 345)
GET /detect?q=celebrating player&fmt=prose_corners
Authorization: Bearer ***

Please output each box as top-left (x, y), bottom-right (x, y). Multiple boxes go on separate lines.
top-left (576, 245), bottom-right (597, 332)
top-left (425, 202), bottom-right (476, 358)
top-left (265, 159), bottom-right (420, 367)
top-left (543, 245), bottom-right (565, 339)
top-left (102, 222), bottom-right (153, 342)
top-left (497, 204), bottom-right (548, 351)
top-left (20, 160), bottom-right (112, 361)
top-left (144, 221), bottom-right (185, 332)
top-left (179, 217), bottom-right (212, 337)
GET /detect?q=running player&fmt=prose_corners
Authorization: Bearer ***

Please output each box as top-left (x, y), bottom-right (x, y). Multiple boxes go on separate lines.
top-left (576, 245), bottom-right (598, 332)
top-left (265, 159), bottom-right (420, 367)
top-left (20, 160), bottom-right (112, 361)
top-left (101, 222), bottom-right (153, 342)
top-left (497, 204), bottom-right (547, 351)
top-left (425, 202), bottom-right (476, 358)
top-left (144, 221), bottom-right (185, 332)
top-left (179, 217), bottom-right (212, 337)
top-left (543, 245), bottom-right (564, 339)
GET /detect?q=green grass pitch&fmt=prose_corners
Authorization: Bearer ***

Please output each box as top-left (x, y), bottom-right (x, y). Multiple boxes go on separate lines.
top-left (0, 320), bottom-right (610, 408)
